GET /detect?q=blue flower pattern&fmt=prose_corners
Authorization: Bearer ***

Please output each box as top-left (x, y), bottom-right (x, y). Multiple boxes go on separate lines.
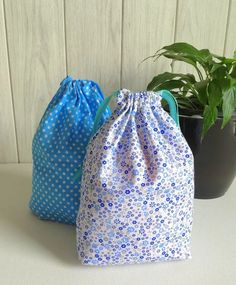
top-left (77, 89), bottom-right (194, 265)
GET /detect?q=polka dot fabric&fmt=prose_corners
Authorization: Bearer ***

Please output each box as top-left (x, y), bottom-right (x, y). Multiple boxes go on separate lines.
top-left (29, 76), bottom-right (111, 225)
top-left (76, 89), bottom-right (194, 265)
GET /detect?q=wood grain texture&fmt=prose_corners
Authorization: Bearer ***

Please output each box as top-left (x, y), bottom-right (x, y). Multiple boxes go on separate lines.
top-left (4, 0), bottom-right (66, 162)
top-left (174, 0), bottom-right (229, 74)
top-left (176, 0), bottom-right (229, 53)
top-left (224, 0), bottom-right (236, 57)
top-left (0, 0), bottom-right (18, 163)
top-left (65, 0), bottom-right (122, 96)
top-left (121, 0), bottom-right (177, 91)
top-left (1, 0), bottom-right (236, 163)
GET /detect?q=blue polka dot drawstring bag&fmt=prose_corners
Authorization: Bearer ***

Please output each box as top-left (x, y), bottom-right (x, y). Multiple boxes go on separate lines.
top-left (76, 89), bottom-right (194, 265)
top-left (29, 76), bottom-right (111, 225)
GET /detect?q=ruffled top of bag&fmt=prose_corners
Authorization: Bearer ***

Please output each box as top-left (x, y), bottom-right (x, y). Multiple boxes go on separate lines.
top-left (117, 89), bottom-right (162, 110)
top-left (59, 75), bottom-right (104, 99)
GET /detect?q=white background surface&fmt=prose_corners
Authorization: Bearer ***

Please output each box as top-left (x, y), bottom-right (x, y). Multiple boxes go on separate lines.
top-left (0, 164), bottom-right (236, 285)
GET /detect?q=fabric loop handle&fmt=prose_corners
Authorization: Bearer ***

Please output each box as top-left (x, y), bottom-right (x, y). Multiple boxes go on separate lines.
top-left (92, 91), bottom-right (119, 135)
top-left (160, 90), bottom-right (180, 127)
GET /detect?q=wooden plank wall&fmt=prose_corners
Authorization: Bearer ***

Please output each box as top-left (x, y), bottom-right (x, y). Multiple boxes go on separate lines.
top-left (0, 0), bottom-right (18, 162)
top-left (0, 0), bottom-right (235, 163)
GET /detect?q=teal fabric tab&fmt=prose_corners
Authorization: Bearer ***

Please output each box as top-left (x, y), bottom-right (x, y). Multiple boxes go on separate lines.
top-left (160, 90), bottom-right (180, 127)
top-left (92, 90), bottom-right (119, 135)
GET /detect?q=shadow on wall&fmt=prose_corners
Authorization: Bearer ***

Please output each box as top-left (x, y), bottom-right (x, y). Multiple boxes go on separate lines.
top-left (0, 165), bottom-right (79, 266)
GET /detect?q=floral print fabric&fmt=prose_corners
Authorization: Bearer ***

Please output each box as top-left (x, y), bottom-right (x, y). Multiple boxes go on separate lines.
top-left (76, 89), bottom-right (194, 265)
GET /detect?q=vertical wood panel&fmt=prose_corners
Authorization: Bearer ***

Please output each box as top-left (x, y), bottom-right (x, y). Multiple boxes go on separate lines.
top-left (174, 0), bottom-right (229, 74)
top-left (0, 0), bottom-right (18, 163)
top-left (1, 0), bottom-right (236, 162)
top-left (121, 0), bottom-right (177, 91)
top-left (224, 0), bottom-right (236, 57)
top-left (65, 0), bottom-right (122, 96)
top-left (4, 0), bottom-right (66, 162)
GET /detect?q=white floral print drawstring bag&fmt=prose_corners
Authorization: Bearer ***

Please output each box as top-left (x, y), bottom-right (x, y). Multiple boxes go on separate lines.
top-left (76, 89), bottom-right (194, 266)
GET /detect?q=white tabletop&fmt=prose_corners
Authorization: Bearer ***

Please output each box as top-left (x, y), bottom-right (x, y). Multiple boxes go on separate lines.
top-left (0, 163), bottom-right (235, 285)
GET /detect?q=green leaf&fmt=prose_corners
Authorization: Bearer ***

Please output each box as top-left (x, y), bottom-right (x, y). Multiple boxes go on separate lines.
top-left (222, 85), bottom-right (236, 128)
top-left (163, 53), bottom-right (198, 66)
top-left (153, 80), bottom-right (186, 91)
top-left (199, 49), bottom-right (212, 61)
top-left (221, 58), bottom-right (236, 65)
top-left (175, 96), bottom-right (198, 110)
top-left (163, 42), bottom-right (198, 53)
top-left (163, 42), bottom-right (200, 57)
top-left (207, 80), bottom-right (222, 107)
top-left (202, 105), bottom-right (218, 139)
top-left (147, 72), bottom-right (173, 90)
top-left (194, 80), bottom-right (208, 106)
top-left (212, 53), bottom-right (236, 64)
top-left (162, 53), bottom-right (204, 79)
top-left (219, 78), bottom-right (231, 92)
top-left (230, 66), bottom-right (236, 79)
top-left (233, 50), bottom-right (236, 59)
top-left (162, 43), bottom-right (213, 66)
top-left (147, 72), bottom-right (195, 91)
top-left (211, 64), bottom-right (228, 78)
top-left (176, 99), bottom-right (194, 109)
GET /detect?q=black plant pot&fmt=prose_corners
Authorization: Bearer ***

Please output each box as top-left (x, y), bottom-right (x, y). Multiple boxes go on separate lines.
top-left (180, 114), bottom-right (236, 199)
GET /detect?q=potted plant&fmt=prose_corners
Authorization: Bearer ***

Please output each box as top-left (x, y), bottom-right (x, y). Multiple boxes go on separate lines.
top-left (146, 42), bottom-right (236, 199)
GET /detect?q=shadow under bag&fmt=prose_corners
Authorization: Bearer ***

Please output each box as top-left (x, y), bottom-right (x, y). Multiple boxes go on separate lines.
top-left (77, 89), bottom-right (194, 265)
top-left (29, 76), bottom-right (111, 225)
